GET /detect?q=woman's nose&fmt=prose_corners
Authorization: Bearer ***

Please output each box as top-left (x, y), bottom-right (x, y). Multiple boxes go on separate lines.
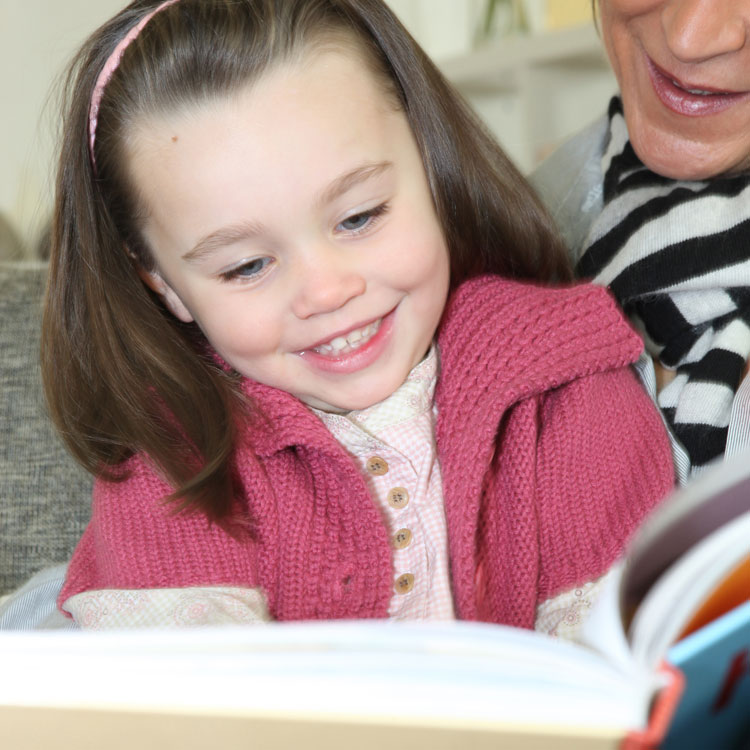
top-left (291, 246), bottom-right (367, 319)
top-left (662, 0), bottom-right (749, 63)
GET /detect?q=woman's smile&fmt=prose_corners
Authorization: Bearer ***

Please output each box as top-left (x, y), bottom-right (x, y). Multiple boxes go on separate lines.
top-left (599, 0), bottom-right (750, 178)
top-left (646, 55), bottom-right (750, 117)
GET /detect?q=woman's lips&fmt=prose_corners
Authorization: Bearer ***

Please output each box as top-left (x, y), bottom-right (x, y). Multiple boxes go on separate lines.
top-left (646, 56), bottom-right (750, 116)
top-left (297, 307), bottom-right (396, 375)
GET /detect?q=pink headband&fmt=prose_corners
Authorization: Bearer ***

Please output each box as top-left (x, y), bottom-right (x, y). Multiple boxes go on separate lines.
top-left (88, 0), bottom-right (181, 166)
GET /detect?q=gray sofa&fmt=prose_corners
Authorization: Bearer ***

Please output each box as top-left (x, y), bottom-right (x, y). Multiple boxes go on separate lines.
top-left (0, 261), bottom-right (92, 597)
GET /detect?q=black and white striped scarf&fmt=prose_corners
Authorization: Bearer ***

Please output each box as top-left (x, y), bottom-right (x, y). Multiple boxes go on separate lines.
top-left (578, 97), bottom-right (750, 474)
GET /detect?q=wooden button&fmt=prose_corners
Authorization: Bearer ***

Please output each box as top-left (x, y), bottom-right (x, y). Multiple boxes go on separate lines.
top-left (392, 528), bottom-right (412, 550)
top-left (366, 456), bottom-right (389, 475)
top-left (394, 573), bottom-right (415, 595)
top-left (387, 487), bottom-right (409, 509)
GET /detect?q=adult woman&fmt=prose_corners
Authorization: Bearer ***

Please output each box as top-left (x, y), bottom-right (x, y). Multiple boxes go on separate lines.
top-left (532, 0), bottom-right (750, 483)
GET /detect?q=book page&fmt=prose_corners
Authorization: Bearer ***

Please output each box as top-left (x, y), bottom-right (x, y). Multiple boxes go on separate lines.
top-left (577, 563), bottom-right (636, 672)
top-left (0, 620), bottom-right (655, 734)
top-left (622, 452), bottom-right (750, 615)
top-left (628, 511), bottom-right (750, 666)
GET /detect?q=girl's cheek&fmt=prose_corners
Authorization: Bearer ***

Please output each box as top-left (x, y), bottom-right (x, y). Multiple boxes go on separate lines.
top-left (386, 224), bottom-right (447, 275)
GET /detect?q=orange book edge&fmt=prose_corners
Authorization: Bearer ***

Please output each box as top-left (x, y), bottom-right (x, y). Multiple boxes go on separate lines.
top-left (621, 662), bottom-right (685, 750)
top-left (678, 555), bottom-right (750, 639)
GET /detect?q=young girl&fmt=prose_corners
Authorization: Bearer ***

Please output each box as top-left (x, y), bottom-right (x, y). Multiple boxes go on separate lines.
top-left (42, 0), bottom-right (674, 631)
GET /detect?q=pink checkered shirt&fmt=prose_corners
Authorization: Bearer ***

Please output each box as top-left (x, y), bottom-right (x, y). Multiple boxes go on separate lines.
top-left (315, 347), bottom-right (455, 620)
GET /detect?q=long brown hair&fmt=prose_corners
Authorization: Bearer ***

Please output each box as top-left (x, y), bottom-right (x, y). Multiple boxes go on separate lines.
top-left (42, 0), bottom-right (571, 522)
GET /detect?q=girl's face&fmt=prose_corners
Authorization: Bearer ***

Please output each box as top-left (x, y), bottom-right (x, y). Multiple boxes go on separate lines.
top-left (127, 47), bottom-right (450, 412)
top-left (599, 0), bottom-right (750, 179)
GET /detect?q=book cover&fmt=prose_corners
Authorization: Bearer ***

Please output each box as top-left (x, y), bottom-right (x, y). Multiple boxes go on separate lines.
top-left (663, 600), bottom-right (750, 750)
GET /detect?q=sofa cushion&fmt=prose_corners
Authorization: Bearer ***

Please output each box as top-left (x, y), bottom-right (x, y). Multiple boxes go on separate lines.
top-left (0, 262), bottom-right (92, 595)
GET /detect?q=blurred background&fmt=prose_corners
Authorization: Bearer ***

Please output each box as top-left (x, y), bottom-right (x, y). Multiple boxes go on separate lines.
top-left (0, 0), bottom-right (616, 259)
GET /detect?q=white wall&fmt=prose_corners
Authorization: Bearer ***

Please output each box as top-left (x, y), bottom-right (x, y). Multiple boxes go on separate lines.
top-left (0, 1), bottom-right (125, 253)
top-left (386, 0), bottom-right (481, 60)
top-left (389, 1), bottom-right (616, 173)
top-left (0, 0), bottom-right (613, 254)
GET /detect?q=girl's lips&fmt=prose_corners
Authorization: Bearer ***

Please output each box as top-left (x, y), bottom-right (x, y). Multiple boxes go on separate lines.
top-left (297, 307), bottom-right (397, 375)
top-left (646, 56), bottom-right (750, 117)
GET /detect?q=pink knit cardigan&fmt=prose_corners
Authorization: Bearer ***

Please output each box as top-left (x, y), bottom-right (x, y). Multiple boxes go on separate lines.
top-left (60, 276), bottom-right (674, 626)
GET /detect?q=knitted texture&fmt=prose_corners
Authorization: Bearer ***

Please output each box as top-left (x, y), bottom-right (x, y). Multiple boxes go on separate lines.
top-left (435, 276), bottom-right (674, 623)
top-left (59, 276), bottom-right (674, 626)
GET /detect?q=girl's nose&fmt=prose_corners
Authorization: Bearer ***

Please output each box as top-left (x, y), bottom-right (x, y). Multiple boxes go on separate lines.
top-left (662, 0), bottom-right (749, 63)
top-left (291, 246), bottom-right (367, 319)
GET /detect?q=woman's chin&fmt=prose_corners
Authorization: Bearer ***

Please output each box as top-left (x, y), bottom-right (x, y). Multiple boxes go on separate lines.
top-left (629, 126), bottom-right (750, 180)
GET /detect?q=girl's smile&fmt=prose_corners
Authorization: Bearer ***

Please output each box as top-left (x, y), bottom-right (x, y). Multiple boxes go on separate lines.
top-left (297, 308), bottom-right (395, 375)
top-left (127, 47), bottom-right (450, 412)
top-left (307, 315), bottom-right (384, 357)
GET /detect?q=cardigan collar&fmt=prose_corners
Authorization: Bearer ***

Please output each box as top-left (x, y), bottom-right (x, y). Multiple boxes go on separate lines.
top-left (238, 276), bottom-right (642, 458)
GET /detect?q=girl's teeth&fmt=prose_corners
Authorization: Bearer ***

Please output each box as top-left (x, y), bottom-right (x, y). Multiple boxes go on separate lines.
top-left (314, 320), bottom-right (381, 356)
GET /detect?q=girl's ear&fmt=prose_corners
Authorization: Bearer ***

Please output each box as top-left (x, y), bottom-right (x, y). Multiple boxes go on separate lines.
top-left (137, 266), bottom-right (195, 323)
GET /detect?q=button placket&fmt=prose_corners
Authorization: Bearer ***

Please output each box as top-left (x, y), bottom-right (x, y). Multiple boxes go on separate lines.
top-left (380, 465), bottom-right (418, 601)
top-left (315, 379), bottom-right (451, 616)
top-left (363, 448), bottom-right (419, 605)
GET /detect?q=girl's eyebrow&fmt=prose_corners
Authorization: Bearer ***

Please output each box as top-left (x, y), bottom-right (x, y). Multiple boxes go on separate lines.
top-left (317, 160), bottom-right (393, 209)
top-left (182, 161), bottom-right (393, 264)
top-left (182, 221), bottom-right (266, 264)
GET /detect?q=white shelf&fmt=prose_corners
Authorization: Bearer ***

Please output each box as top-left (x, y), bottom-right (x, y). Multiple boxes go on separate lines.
top-left (432, 23), bottom-right (615, 172)
top-left (438, 24), bottom-right (610, 93)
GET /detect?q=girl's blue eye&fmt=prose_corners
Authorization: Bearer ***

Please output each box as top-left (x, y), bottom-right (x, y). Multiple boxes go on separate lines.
top-left (340, 212), bottom-right (371, 231)
top-left (220, 257), bottom-right (272, 282)
top-left (337, 203), bottom-right (389, 234)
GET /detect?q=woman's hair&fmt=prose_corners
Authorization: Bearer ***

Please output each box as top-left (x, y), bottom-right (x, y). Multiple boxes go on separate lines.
top-left (42, 0), bottom-right (571, 522)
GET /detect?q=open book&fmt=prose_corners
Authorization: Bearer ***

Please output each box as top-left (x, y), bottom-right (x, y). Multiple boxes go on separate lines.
top-left (1, 453), bottom-right (749, 750)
